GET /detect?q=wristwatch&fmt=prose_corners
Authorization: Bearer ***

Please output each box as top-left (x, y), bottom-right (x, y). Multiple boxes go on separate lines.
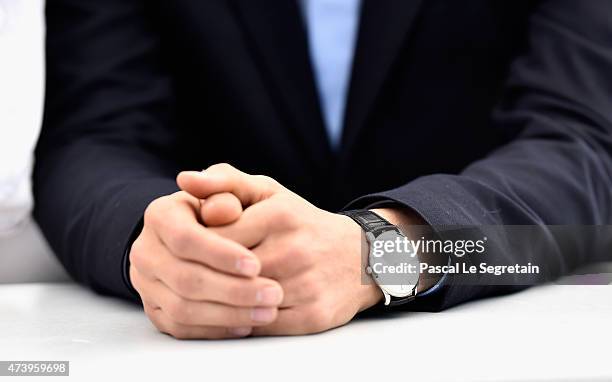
top-left (339, 210), bottom-right (420, 306)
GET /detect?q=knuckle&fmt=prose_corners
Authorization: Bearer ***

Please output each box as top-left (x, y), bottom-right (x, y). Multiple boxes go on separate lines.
top-left (167, 227), bottom-right (194, 255)
top-left (165, 297), bottom-right (191, 324)
top-left (129, 239), bottom-right (146, 267)
top-left (144, 197), bottom-right (168, 226)
top-left (284, 243), bottom-right (308, 268)
top-left (208, 162), bottom-right (234, 173)
top-left (272, 203), bottom-right (295, 225)
top-left (261, 255), bottom-right (283, 276)
top-left (286, 237), bottom-right (303, 254)
top-left (255, 175), bottom-right (279, 188)
top-left (173, 270), bottom-right (203, 298)
top-left (286, 239), bottom-right (312, 265)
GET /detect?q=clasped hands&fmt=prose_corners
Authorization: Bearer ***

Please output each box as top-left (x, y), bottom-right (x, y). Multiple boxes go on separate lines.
top-left (129, 163), bottom-right (386, 339)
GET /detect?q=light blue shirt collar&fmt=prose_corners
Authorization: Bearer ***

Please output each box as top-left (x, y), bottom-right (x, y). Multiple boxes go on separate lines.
top-left (300, 0), bottom-right (362, 149)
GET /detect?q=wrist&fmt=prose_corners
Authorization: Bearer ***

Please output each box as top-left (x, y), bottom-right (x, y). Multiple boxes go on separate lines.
top-left (359, 282), bottom-right (384, 312)
top-left (337, 213), bottom-right (384, 311)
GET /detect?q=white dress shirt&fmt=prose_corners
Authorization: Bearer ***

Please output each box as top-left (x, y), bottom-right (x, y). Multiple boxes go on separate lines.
top-left (0, 0), bottom-right (45, 235)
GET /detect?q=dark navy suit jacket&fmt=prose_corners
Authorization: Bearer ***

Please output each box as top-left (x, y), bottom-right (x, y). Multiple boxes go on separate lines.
top-left (36, 0), bottom-right (612, 310)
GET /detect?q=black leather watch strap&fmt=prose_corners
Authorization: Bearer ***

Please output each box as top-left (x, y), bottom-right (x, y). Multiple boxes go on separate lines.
top-left (339, 209), bottom-right (396, 237)
top-left (340, 209), bottom-right (418, 307)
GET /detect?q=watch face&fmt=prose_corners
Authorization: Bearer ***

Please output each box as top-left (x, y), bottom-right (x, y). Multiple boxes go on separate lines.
top-left (368, 230), bottom-right (419, 298)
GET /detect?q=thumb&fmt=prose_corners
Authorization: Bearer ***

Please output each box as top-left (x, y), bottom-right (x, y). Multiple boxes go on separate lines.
top-left (199, 192), bottom-right (243, 226)
top-left (177, 164), bottom-right (279, 206)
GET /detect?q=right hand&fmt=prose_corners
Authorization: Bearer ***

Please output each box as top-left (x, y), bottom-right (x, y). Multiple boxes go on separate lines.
top-left (129, 190), bottom-right (284, 339)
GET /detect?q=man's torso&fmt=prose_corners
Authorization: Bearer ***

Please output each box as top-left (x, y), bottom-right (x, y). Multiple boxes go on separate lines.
top-left (148, 0), bottom-right (533, 209)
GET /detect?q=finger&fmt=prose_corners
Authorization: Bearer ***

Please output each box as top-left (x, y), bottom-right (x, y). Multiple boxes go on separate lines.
top-left (131, 225), bottom-right (284, 307)
top-left (149, 278), bottom-right (279, 327)
top-left (149, 196), bottom-right (261, 277)
top-left (144, 302), bottom-right (253, 339)
top-left (129, 227), bottom-right (170, 280)
top-left (207, 201), bottom-right (273, 248)
top-left (131, 238), bottom-right (283, 306)
top-left (246, 230), bottom-right (316, 282)
top-left (129, 264), bottom-right (160, 308)
top-left (177, 164), bottom-right (280, 206)
top-left (160, 260), bottom-right (284, 307)
top-left (200, 192), bottom-right (243, 226)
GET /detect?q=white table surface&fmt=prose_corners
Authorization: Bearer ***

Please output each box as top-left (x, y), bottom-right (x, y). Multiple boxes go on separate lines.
top-left (0, 219), bottom-right (69, 283)
top-left (0, 282), bottom-right (610, 381)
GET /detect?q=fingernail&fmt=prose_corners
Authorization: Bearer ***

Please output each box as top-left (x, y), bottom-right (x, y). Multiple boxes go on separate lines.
top-left (251, 308), bottom-right (276, 323)
top-left (236, 257), bottom-right (259, 277)
top-left (256, 286), bottom-right (282, 305)
top-left (229, 327), bottom-right (252, 337)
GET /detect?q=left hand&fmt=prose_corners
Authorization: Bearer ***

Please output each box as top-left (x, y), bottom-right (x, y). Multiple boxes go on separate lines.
top-left (177, 164), bottom-right (383, 335)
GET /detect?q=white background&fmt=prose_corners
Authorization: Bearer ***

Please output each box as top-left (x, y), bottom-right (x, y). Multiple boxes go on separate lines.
top-left (0, 0), bottom-right (45, 235)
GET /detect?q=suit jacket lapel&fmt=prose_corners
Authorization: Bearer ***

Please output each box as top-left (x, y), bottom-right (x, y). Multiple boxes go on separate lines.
top-left (341, 0), bottom-right (424, 157)
top-left (231, 0), bottom-right (333, 169)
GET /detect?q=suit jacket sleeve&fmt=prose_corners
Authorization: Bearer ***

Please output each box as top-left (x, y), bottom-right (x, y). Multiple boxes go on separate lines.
top-left (347, 0), bottom-right (612, 311)
top-left (34, 0), bottom-right (179, 300)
